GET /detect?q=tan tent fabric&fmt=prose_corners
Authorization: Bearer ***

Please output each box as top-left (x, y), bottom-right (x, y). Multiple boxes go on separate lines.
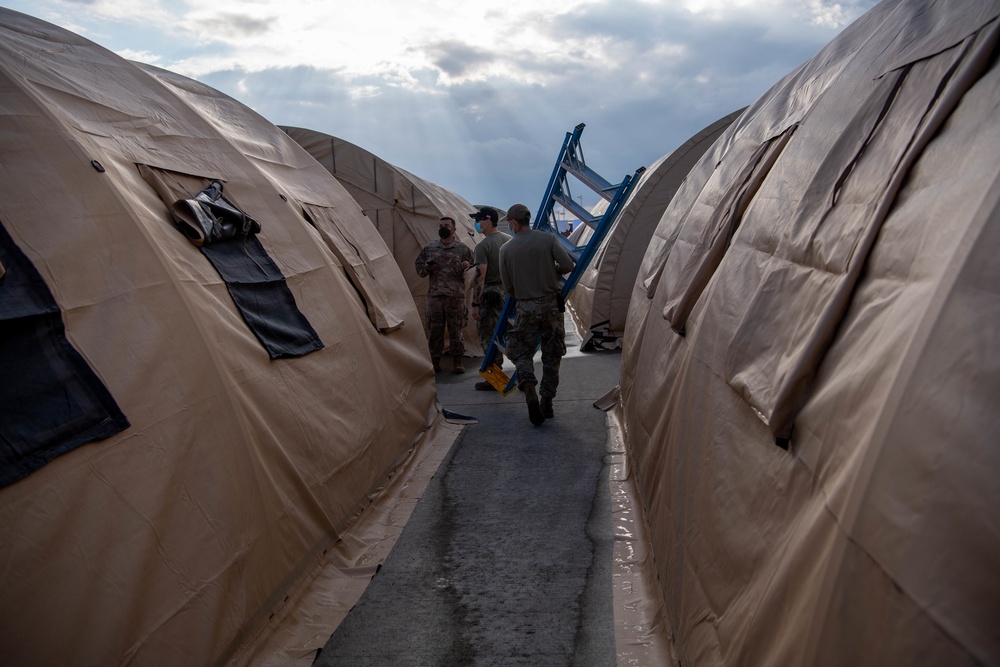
top-left (618, 1), bottom-right (1000, 665)
top-left (0, 9), bottom-right (440, 665)
top-left (566, 109), bottom-right (744, 348)
top-left (281, 126), bottom-right (483, 355)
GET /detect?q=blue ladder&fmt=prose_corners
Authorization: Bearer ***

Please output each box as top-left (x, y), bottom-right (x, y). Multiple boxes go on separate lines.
top-left (478, 123), bottom-right (645, 394)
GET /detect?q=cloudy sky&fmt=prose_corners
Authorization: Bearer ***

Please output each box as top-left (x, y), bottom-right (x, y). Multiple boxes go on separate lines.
top-left (1, 0), bottom-right (878, 211)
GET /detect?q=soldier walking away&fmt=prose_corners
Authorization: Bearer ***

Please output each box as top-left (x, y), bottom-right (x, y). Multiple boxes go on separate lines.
top-left (499, 204), bottom-right (576, 425)
top-left (469, 206), bottom-right (511, 390)
top-left (415, 217), bottom-right (473, 374)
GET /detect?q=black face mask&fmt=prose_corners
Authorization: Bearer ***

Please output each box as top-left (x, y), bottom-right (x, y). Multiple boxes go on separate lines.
top-left (438, 227), bottom-right (452, 239)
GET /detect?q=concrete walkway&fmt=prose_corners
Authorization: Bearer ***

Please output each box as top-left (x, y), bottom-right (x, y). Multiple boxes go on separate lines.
top-left (314, 324), bottom-right (623, 666)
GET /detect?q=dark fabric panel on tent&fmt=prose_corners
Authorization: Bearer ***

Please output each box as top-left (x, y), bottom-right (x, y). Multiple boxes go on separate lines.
top-left (138, 165), bottom-right (323, 359)
top-left (200, 238), bottom-right (324, 359)
top-left (0, 221), bottom-right (130, 488)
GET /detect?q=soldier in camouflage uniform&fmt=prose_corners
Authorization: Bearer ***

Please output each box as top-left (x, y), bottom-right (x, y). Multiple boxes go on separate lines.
top-left (469, 206), bottom-right (511, 390)
top-left (499, 204), bottom-right (576, 425)
top-left (415, 217), bottom-right (473, 373)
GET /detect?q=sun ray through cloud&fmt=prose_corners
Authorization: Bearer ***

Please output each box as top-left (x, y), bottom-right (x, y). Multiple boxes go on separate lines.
top-left (0, 0), bottom-right (879, 222)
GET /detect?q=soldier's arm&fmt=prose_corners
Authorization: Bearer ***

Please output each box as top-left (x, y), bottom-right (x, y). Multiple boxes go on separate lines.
top-left (472, 264), bottom-right (486, 310)
top-left (415, 247), bottom-right (431, 277)
top-left (499, 250), bottom-right (513, 296)
top-left (552, 239), bottom-right (576, 274)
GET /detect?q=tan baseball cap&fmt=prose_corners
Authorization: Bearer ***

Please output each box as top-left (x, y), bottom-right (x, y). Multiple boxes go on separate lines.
top-left (504, 204), bottom-right (530, 222)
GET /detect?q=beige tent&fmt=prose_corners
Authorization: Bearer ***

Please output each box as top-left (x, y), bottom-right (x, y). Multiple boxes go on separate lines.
top-left (0, 8), bottom-right (441, 665)
top-left (566, 109), bottom-right (744, 348)
top-left (617, 0), bottom-right (1000, 665)
top-left (281, 126), bottom-right (484, 356)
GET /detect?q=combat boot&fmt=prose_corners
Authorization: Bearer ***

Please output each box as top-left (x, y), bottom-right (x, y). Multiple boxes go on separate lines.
top-left (524, 383), bottom-right (544, 425)
top-left (452, 356), bottom-right (466, 374)
top-left (541, 395), bottom-right (554, 419)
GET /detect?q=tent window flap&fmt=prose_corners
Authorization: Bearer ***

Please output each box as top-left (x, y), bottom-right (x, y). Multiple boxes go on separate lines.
top-left (0, 221), bottom-right (129, 488)
top-left (139, 165), bottom-right (323, 359)
top-left (204, 238), bottom-right (324, 358)
top-left (301, 202), bottom-right (406, 333)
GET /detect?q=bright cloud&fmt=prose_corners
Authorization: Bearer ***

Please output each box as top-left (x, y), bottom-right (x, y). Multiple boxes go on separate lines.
top-left (115, 48), bottom-right (162, 64)
top-left (12, 0), bottom-right (874, 86)
top-left (0, 0), bottom-right (879, 211)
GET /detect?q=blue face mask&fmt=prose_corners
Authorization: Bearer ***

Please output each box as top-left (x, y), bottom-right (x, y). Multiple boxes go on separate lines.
top-left (474, 222), bottom-right (483, 234)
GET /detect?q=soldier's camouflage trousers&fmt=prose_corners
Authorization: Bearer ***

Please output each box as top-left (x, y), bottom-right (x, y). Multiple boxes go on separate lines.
top-left (477, 286), bottom-right (506, 363)
top-left (506, 295), bottom-right (566, 398)
top-left (427, 294), bottom-right (467, 360)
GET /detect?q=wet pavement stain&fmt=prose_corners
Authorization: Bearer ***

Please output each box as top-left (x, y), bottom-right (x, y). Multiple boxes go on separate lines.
top-left (314, 346), bottom-right (621, 665)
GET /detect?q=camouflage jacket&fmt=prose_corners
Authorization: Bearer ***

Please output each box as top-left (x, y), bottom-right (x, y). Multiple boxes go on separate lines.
top-left (415, 240), bottom-right (473, 298)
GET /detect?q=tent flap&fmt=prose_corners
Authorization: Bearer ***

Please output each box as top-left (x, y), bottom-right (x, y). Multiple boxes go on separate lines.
top-left (0, 220), bottom-right (129, 488)
top-left (302, 202), bottom-right (406, 332)
top-left (140, 164), bottom-right (324, 359)
top-left (172, 180), bottom-right (262, 246)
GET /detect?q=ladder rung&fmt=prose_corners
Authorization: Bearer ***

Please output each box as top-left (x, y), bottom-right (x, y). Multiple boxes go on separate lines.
top-left (561, 160), bottom-right (616, 195)
top-left (551, 193), bottom-right (592, 222)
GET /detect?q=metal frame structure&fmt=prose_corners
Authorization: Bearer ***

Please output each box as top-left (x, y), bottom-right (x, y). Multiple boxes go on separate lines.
top-left (478, 123), bottom-right (645, 394)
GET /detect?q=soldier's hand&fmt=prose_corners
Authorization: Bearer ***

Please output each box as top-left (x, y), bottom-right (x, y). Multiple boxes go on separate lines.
top-left (472, 306), bottom-right (481, 321)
